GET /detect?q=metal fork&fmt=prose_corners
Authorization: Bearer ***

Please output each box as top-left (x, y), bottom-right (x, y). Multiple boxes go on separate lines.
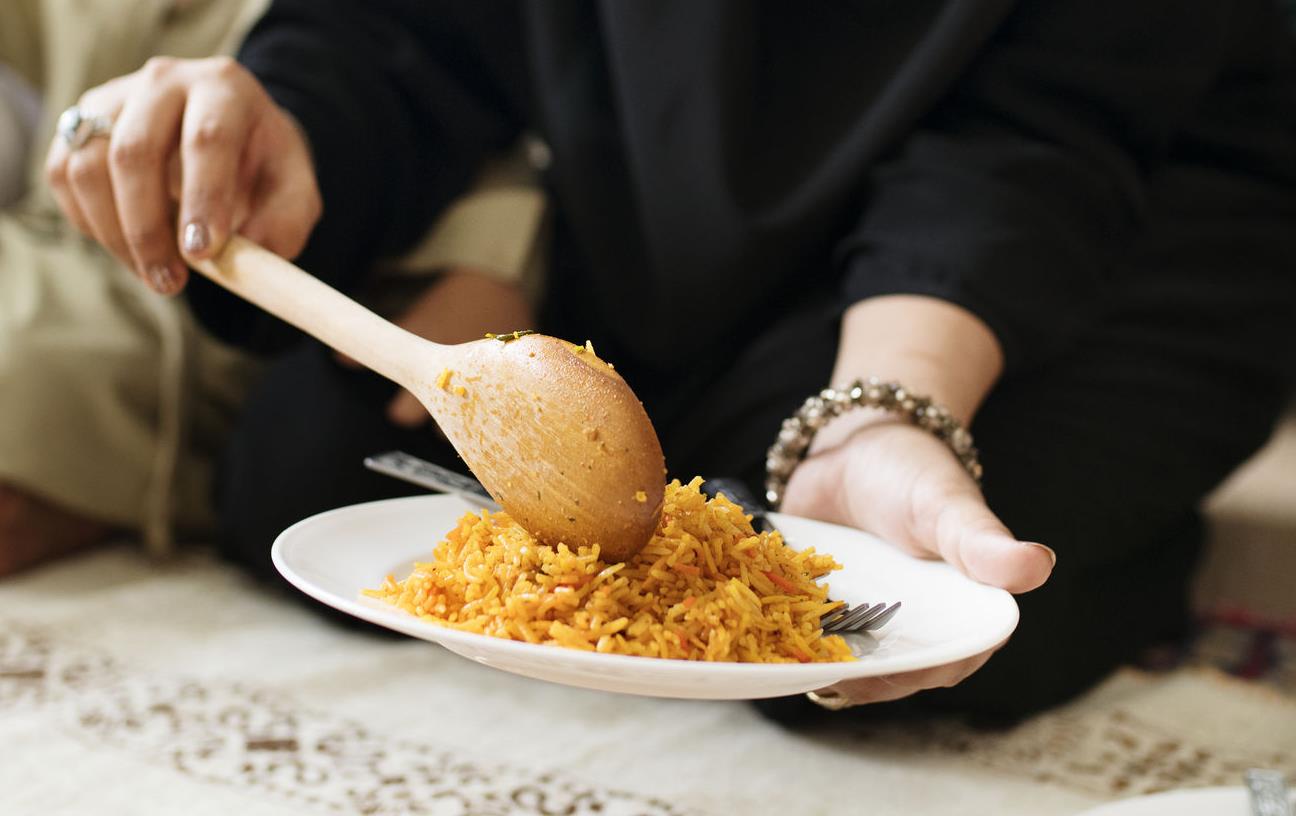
top-left (365, 451), bottom-right (500, 510)
top-left (701, 477), bottom-right (901, 636)
top-left (820, 601), bottom-right (902, 634)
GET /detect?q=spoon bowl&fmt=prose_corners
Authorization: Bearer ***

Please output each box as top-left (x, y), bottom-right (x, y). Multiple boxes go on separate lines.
top-left (192, 237), bottom-right (664, 560)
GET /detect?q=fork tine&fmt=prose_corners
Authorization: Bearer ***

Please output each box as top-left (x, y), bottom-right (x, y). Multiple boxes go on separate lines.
top-left (819, 601), bottom-right (851, 628)
top-left (823, 601), bottom-right (902, 634)
top-left (843, 603), bottom-right (889, 630)
top-left (864, 601), bottom-right (902, 630)
top-left (823, 602), bottom-right (884, 634)
top-left (820, 609), bottom-right (847, 629)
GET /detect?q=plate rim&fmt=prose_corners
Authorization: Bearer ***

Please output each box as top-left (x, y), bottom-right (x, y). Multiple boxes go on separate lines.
top-left (272, 494), bottom-right (1020, 681)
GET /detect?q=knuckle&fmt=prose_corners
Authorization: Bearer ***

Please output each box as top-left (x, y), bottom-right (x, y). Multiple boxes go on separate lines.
top-left (188, 117), bottom-right (234, 150)
top-left (108, 136), bottom-right (160, 171)
top-left (67, 155), bottom-right (106, 189)
top-left (45, 155), bottom-right (67, 187)
top-left (205, 55), bottom-right (245, 82)
top-left (141, 56), bottom-right (177, 80)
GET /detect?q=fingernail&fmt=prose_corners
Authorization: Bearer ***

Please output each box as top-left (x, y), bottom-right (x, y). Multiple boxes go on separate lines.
top-left (1027, 542), bottom-right (1057, 568)
top-left (146, 264), bottom-right (176, 294)
top-left (182, 221), bottom-right (209, 255)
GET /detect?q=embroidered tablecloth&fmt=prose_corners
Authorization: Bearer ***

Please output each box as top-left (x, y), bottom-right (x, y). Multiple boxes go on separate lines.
top-left (2, 545), bottom-right (1293, 815)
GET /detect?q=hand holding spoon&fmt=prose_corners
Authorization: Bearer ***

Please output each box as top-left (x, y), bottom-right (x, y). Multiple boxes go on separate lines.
top-left (191, 236), bottom-right (665, 561)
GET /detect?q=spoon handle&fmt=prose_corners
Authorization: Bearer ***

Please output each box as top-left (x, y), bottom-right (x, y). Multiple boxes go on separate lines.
top-left (190, 236), bottom-right (430, 389)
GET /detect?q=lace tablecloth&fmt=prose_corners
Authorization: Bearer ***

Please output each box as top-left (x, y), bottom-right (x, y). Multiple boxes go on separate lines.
top-left (3, 545), bottom-right (1293, 815)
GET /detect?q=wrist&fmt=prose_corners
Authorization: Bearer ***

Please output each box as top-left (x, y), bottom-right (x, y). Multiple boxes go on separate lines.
top-left (831, 295), bottom-right (1003, 425)
top-left (767, 377), bottom-right (983, 508)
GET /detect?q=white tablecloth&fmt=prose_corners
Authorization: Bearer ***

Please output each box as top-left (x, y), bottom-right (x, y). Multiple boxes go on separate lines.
top-left (3, 545), bottom-right (1293, 815)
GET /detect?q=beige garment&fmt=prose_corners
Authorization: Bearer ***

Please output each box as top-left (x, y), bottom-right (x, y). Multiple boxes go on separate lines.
top-left (0, 0), bottom-right (273, 556)
top-left (0, 0), bottom-right (547, 555)
top-left (390, 140), bottom-right (549, 306)
top-left (0, 65), bottom-right (40, 206)
top-left (0, 212), bottom-right (257, 542)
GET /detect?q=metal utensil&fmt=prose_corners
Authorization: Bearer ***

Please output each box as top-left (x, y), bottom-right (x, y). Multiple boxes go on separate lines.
top-left (364, 451), bottom-right (500, 510)
top-left (821, 601), bottom-right (903, 634)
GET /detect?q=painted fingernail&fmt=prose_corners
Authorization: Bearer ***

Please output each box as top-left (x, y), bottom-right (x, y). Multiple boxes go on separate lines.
top-left (146, 264), bottom-right (175, 293)
top-left (182, 221), bottom-right (209, 255)
top-left (1027, 542), bottom-right (1057, 568)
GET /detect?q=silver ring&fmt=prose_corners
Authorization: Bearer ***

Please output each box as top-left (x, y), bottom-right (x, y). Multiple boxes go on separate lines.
top-left (805, 690), bottom-right (855, 711)
top-left (57, 105), bottom-right (114, 150)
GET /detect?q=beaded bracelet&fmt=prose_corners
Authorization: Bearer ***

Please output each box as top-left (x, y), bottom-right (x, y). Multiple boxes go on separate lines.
top-left (764, 378), bottom-right (982, 509)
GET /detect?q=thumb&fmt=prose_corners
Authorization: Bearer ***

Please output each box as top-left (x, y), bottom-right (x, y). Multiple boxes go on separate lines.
top-left (917, 486), bottom-right (1055, 593)
top-left (784, 427), bottom-right (1056, 595)
top-left (238, 118), bottom-right (321, 260)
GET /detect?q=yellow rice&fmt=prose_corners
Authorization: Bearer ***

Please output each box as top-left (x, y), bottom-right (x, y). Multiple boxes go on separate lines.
top-left (365, 477), bottom-right (855, 663)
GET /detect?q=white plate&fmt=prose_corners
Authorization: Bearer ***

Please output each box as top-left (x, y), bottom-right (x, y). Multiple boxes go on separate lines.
top-left (1076, 787), bottom-right (1290, 815)
top-left (272, 494), bottom-right (1019, 699)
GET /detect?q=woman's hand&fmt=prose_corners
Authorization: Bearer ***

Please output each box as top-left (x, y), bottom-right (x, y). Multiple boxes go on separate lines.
top-left (788, 294), bottom-right (1055, 709)
top-left (784, 419), bottom-right (1052, 707)
top-left (45, 56), bottom-right (319, 295)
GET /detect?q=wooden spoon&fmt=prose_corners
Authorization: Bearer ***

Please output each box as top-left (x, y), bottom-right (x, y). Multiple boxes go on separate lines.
top-left (191, 236), bottom-right (665, 561)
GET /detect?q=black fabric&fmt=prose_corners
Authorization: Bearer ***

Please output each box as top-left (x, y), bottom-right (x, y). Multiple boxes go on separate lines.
top-left (215, 343), bottom-right (460, 581)
top-left (214, 0), bottom-right (1296, 377)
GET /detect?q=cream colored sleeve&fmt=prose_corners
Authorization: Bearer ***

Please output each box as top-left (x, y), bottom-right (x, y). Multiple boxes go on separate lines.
top-left (389, 139), bottom-right (549, 304)
top-left (0, 0), bottom-right (43, 86)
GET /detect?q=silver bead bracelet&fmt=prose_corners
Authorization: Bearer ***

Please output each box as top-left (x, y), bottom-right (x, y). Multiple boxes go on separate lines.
top-left (764, 377), bottom-right (982, 509)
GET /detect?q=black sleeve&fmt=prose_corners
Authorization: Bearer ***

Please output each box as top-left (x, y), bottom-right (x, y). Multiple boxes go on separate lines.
top-left (189, 0), bottom-right (526, 351)
top-left (836, 0), bottom-right (1292, 372)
